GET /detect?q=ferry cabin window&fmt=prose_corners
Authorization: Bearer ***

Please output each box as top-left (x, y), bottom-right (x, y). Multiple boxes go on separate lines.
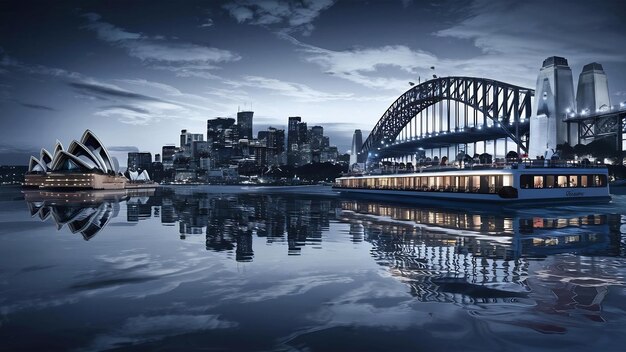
top-left (594, 175), bottom-right (607, 187)
top-left (471, 176), bottom-right (480, 192)
top-left (519, 174), bottom-right (606, 189)
top-left (341, 174), bottom-right (507, 193)
top-left (480, 176), bottom-right (490, 193)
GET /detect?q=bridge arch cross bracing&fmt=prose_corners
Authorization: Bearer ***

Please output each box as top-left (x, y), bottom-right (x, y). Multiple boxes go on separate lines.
top-left (361, 76), bottom-right (534, 161)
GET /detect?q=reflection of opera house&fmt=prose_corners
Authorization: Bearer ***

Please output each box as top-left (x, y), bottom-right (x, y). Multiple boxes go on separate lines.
top-left (24, 130), bottom-right (128, 190)
top-left (25, 190), bottom-right (125, 240)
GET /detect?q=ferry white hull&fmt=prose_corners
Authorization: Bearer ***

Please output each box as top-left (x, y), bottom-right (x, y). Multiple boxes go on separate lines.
top-left (336, 187), bottom-right (611, 204)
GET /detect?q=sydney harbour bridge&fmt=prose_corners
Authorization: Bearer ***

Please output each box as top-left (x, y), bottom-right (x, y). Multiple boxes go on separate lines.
top-left (357, 57), bottom-right (626, 166)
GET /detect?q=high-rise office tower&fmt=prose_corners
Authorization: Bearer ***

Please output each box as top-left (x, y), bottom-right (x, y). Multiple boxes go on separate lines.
top-left (162, 145), bottom-right (176, 170)
top-left (311, 126), bottom-right (323, 137)
top-left (350, 129), bottom-right (363, 165)
top-left (530, 56), bottom-right (576, 158)
top-left (237, 111), bottom-right (254, 140)
top-left (287, 116), bottom-right (301, 152)
top-left (310, 125), bottom-right (324, 150)
top-left (207, 117), bottom-right (236, 144)
top-left (180, 130), bottom-right (203, 152)
top-left (127, 152), bottom-right (152, 172)
top-left (180, 129), bottom-right (188, 149)
top-left (297, 122), bottom-right (308, 145)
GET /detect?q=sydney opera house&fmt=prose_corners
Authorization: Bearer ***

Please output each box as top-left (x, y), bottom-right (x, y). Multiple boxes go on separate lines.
top-left (24, 130), bottom-right (129, 190)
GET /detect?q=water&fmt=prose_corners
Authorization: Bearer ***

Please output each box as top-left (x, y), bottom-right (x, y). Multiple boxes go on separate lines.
top-left (1, 186), bottom-right (626, 351)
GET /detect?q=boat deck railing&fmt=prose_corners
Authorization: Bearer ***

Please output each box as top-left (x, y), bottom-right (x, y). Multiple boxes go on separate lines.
top-left (347, 159), bottom-right (607, 177)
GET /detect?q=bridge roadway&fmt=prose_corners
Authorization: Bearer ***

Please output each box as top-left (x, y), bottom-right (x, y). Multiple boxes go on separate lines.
top-left (376, 121), bottom-right (530, 159)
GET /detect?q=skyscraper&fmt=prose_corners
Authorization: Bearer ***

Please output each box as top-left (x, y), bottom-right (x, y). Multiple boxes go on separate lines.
top-left (311, 125), bottom-right (323, 137)
top-left (127, 152), bottom-right (152, 172)
top-left (162, 145), bottom-right (176, 170)
top-left (297, 122), bottom-right (308, 144)
top-left (287, 116), bottom-right (301, 152)
top-left (180, 129), bottom-right (203, 155)
top-left (237, 111), bottom-right (254, 140)
top-left (350, 129), bottom-right (364, 165)
top-left (207, 118), bottom-right (236, 143)
top-left (287, 116), bottom-right (302, 166)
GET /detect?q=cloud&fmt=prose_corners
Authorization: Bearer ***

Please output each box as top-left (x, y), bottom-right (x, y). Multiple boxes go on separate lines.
top-left (223, 0), bottom-right (335, 35)
top-left (125, 41), bottom-right (238, 63)
top-left (280, 34), bottom-right (435, 91)
top-left (198, 18), bottom-right (214, 28)
top-left (2, 52), bottom-right (219, 126)
top-left (102, 105), bottom-right (151, 114)
top-left (69, 81), bottom-right (168, 103)
top-left (225, 75), bottom-right (354, 102)
top-left (82, 13), bottom-right (240, 76)
top-left (150, 64), bottom-right (221, 80)
top-left (0, 144), bottom-right (40, 165)
top-left (16, 101), bottom-right (56, 111)
top-left (432, 0), bottom-right (626, 86)
top-left (68, 80), bottom-right (199, 125)
top-left (1, 51), bottom-right (83, 80)
top-left (82, 13), bottom-right (142, 42)
top-left (114, 79), bottom-right (184, 96)
top-left (0, 144), bottom-right (39, 154)
top-left (107, 146), bottom-right (140, 152)
top-left (280, 0), bottom-right (626, 92)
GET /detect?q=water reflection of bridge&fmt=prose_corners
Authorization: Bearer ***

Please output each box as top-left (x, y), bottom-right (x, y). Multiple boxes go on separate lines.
top-left (339, 199), bottom-right (623, 326)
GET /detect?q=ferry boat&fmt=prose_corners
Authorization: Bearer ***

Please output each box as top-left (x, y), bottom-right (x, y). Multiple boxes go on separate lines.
top-left (334, 160), bottom-right (610, 204)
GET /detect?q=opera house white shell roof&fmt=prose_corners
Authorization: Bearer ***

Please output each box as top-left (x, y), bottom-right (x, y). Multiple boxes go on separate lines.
top-left (27, 130), bottom-right (120, 175)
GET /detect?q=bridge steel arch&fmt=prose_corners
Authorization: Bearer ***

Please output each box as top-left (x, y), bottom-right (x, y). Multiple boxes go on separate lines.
top-left (361, 77), bottom-right (534, 162)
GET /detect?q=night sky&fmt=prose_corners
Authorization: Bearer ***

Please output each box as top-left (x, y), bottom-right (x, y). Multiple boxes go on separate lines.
top-left (2, 0), bottom-right (626, 165)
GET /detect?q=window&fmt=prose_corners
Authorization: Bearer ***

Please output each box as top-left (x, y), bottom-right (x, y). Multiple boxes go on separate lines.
top-left (443, 176), bottom-right (452, 191)
top-left (545, 175), bottom-right (555, 188)
top-left (428, 176), bottom-right (435, 190)
top-left (520, 175), bottom-right (533, 189)
top-left (480, 175), bottom-right (490, 193)
top-left (568, 176), bottom-right (578, 188)
top-left (458, 176), bottom-right (469, 192)
top-left (557, 175), bottom-right (567, 188)
top-left (594, 175), bottom-right (607, 187)
top-left (471, 176), bottom-right (480, 192)
top-left (533, 176), bottom-right (544, 189)
top-left (581, 175), bottom-right (589, 187)
top-left (503, 175), bottom-right (512, 187)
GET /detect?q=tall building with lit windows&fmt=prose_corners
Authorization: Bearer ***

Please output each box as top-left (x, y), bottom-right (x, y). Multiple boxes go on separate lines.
top-left (350, 129), bottom-right (364, 165)
top-left (237, 111), bottom-right (254, 140)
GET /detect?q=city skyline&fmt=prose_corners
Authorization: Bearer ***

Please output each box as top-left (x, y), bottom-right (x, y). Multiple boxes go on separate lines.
top-left (2, 0), bottom-right (626, 164)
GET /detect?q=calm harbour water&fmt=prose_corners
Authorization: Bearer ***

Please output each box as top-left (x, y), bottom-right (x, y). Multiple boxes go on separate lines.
top-left (1, 185), bottom-right (625, 352)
